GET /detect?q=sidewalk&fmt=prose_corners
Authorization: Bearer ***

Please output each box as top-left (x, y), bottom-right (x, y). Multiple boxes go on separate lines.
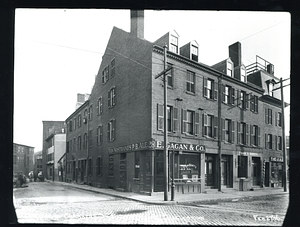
top-left (45, 180), bottom-right (289, 205)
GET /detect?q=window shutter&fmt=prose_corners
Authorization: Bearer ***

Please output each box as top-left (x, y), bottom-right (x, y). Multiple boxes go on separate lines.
top-left (157, 104), bottom-right (164, 131)
top-left (222, 85), bottom-right (225, 103)
top-left (182, 109), bottom-right (187, 133)
top-left (231, 121), bottom-right (235, 143)
top-left (269, 109), bottom-right (273, 125)
top-left (195, 111), bottom-right (200, 136)
top-left (258, 127), bottom-right (261, 147)
top-left (246, 124), bottom-right (249, 145)
top-left (231, 88), bottom-right (235, 105)
top-left (274, 135), bottom-right (277, 150)
top-left (214, 116), bottom-right (218, 139)
top-left (173, 107), bottom-right (178, 132)
top-left (275, 112), bottom-right (278, 126)
top-left (97, 99), bottom-right (99, 115)
top-left (107, 122), bottom-right (110, 142)
top-left (202, 113), bottom-right (207, 137)
top-left (265, 133), bottom-right (267, 149)
top-left (102, 70), bottom-right (104, 84)
top-left (237, 122), bottom-right (241, 144)
top-left (214, 80), bottom-right (218, 101)
top-left (250, 125), bottom-right (253, 145)
top-left (112, 119), bottom-right (116, 141)
top-left (221, 118), bottom-right (225, 141)
top-left (203, 77), bottom-right (208, 98)
top-left (265, 108), bottom-right (268, 124)
top-left (108, 90), bottom-right (111, 108)
top-left (237, 90), bottom-right (241, 107)
top-left (100, 125), bottom-right (103, 143)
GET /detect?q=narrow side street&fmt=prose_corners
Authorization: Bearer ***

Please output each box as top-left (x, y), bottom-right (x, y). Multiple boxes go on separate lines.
top-left (13, 182), bottom-right (288, 225)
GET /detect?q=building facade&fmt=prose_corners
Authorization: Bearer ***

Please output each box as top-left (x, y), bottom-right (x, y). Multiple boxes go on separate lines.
top-left (13, 143), bottom-right (34, 176)
top-left (42, 121), bottom-right (66, 181)
top-left (65, 10), bottom-right (287, 194)
top-left (33, 150), bottom-right (43, 176)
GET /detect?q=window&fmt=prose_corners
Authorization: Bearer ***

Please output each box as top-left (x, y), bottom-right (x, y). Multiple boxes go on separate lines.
top-left (102, 66), bottom-right (109, 84)
top-left (78, 114), bottom-right (81, 128)
top-left (157, 104), bottom-right (178, 132)
top-left (88, 105), bottom-right (93, 120)
top-left (96, 156), bottom-right (102, 176)
top-left (222, 119), bottom-right (235, 143)
top-left (97, 125), bottom-right (103, 145)
top-left (267, 80), bottom-right (274, 96)
top-left (203, 78), bottom-right (217, 100)
top-left (277, 136), bottom-right (282, 150)
top-left (69, 120), bottom-right (72, 132)
top-left (238, 156), bottom-right (248, 178)
top-left (107, 119), bottom-right (116, 142)
top-left (237, 122), bottom-right (249, 145)
top-left (78, 135), bottom-right (81, 150)
top-left (108, 155), bottom-right (114, 177)
top-left (265, 134), bottom-right (273, 149)
top-left (265, 108), bottom-right (273, 124)
top-left (73, 138), bottom-right (76, 151)
top-left (182, 110), bottom-right (200, 135)
top-left (73, 118), bottom-right (76, 130)
top-left (167, 63), bottom-right (173, 87)
top-left (241, 68), bottom-right (246, 82)
top-left (203, 114), bottom-right (218, 138)
top-left (239, 91), bottom-right (249, 109)
top-left (227, 62), bottom-right (233, 77)
top-left (191, 45), bottom-right (198, 61)
top-left (108, 87), bottom-right (116, 108)
top-left (69, 140), bottom-right (72, 153)
top-left (84, 109), bottom-right (88, 121)
top-left (88, 130), bottom-right (92, 147)
top-left (250, 125), bottom-right (260, 146)
top-left (88, 158), bottom-right (92, 176)
top-left (110, 58), bottom-right (115, 78)
top-left (170, 35), bottom-right (178, 53)
top-left (97, 97), bottom-right (103, 115)
top-left (277, 112), bottom-right (282, 127)
top-left (222, 85), bottom-right (235, 105)
top-left (250, 95), bottom-right (258, 113)
top-left (186, 71), bottom-right (195, 93)
top-left (83, 133), bottom-right (87, 149)
top-left (135, 152), bottom-right (140, 178)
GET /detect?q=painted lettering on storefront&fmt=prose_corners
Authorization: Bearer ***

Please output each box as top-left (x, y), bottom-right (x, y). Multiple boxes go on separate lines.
top-left (156, 141), bottom-right (205, 152)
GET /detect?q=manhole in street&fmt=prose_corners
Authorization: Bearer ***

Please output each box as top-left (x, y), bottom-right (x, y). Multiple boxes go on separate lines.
top-left (115, 209), bottom-right (147, 215)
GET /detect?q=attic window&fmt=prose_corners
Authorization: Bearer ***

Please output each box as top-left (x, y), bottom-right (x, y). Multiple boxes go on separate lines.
top-left (191, 45), bottom-right (198, 61)
top-left (227, 62), bottom-right (233, 77)
top-left (241, 68), bottom-right (246, 82)
top-left (266, 80), bottom-right (275, 96)
top-left (170, 35), bottom-right (178, 53)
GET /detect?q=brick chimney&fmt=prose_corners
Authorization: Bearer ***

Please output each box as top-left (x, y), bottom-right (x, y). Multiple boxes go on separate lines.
top-left (229, 42), bottom-right (242, 67)
top-left (130, 10), bottom-right (144, 39)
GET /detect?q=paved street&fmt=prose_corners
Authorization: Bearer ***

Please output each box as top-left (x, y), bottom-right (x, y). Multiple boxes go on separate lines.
top-left (13, 182), bottom-right (288, 225)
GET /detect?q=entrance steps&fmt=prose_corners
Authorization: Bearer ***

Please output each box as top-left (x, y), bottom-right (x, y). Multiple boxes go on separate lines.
top-left (204, 187), bottom-right (237, 194)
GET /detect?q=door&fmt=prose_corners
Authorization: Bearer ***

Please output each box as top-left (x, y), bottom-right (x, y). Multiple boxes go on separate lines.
top-left (154, 151), bottom-right (164, 192)
top-left (252, 157), bottom-right (261, 185)
top-left (119, 153), bottom-right (126, 189)
top-left (205, 155), bottom-right (214, 187)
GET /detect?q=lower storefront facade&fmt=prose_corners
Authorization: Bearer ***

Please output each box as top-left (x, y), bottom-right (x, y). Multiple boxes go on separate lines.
top-left (65, 138), bottom-right (285, 195)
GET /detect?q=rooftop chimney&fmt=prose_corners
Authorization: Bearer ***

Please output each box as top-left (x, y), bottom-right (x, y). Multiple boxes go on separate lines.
top-left (130, 10), bottom-right (144, 39)
top-left (229, 42), bottom-right (242, 67)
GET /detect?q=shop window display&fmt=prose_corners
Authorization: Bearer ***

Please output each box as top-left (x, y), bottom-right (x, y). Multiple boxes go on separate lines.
top-left (178, 153), bottom-right (200, 182)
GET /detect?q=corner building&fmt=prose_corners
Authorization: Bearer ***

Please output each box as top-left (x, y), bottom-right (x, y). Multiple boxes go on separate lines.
top-left (65, 11), bottom-right (287, 194)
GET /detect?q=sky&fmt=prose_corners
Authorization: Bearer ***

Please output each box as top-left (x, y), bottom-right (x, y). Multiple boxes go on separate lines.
top-left (14, 9), bottom-right (291, 152)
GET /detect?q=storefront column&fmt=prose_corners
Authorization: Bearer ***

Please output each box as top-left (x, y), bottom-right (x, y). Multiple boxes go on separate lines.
top-left (200, 153), bottom-right (205, 193)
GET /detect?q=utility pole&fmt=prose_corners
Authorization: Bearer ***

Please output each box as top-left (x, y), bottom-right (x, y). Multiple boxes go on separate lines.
top-left (217, 75), bottom-right (222, 192)
top-left (273, 77), bottom-right (289, 192)
top-left (154, 45), bottom-right (172, 201)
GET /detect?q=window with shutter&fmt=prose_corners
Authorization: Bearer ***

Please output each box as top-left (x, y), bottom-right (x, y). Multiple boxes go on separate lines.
top-left (258, 127), bottom-right (261, 146)
top-left (173, 107), bottom-right (178, 132)
top-left (107, 122), bottom-right (111, 142)
top-left (112, 119), bottom-right (116, 141)
top-left (222, 118), bottom-right (226, 141)
top-left (202, 113), bottom-right (208, 137)
top-left (222, 85), bottom-right (226, 103)
top-left (231, 88), bottom-right (235, 105)
top-left (231, 121), bottom-right (235, 143)
top-left (182, 109), bottom-right (187, 133)
top-left (157, 104), bottom-right (164, 131)
top-left (213, 116), bottom-right (218, 139)
top-left (108, 90), bottom-right (111, 108)
top-left (250, 125), bottom-right (253, 145)
top-left (203, 77), bottom-right (208, 98)
top-left (237, 122), bottom-right (241, 144)
top-left (111, 58), bottom-right (115, 78)
top-left (195, 111), bottom-right (200, 136)
top-left (214, 80), bottom-right (218, 101)
top-left (237, 90), bottom-right (241, 107)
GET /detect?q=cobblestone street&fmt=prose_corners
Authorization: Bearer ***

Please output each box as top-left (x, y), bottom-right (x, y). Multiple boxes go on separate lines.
top-left (13, 182), bottom-right (288, 225)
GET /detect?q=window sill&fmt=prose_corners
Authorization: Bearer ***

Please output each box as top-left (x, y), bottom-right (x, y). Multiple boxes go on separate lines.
top-left (185, 91), bottom-right (195, 96)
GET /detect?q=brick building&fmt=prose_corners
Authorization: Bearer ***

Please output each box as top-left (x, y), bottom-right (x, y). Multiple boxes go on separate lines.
top-left (65, 10), bottom-right (287, 194)
top-left (42, 121), bottom-right (66, 181)
top-left (13, 143), bottom-right (34, 176)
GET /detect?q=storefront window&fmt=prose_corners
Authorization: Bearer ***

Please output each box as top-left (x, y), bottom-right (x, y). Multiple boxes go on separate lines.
top-left (179, 153), bottom-right (200, 182)
top-left (238, 156), bottom-right (248, 178)
top-left (271, 162), bottom-right (283, 186)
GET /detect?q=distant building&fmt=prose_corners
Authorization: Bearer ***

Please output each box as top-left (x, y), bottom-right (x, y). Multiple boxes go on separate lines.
top-left (42, 121), bottom-right (66, 181)
top-left (75, 93), bottom-right (90, 110)
top-left (33, 150), bottom-right (43, 175)
top-left (13, 143), bottom-right (34, 176)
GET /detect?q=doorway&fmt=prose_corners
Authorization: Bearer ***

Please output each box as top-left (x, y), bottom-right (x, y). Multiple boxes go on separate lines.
top-left (221, 155), bottom-right (232, 187)
top-left (265, 162), bottom-right (270, 187)
top-left (205, 155), bottom-right (216, 188)
top-left (154, 151), bottom-right (164, 192)
top-left (252, 157), bottom-right (261, 186)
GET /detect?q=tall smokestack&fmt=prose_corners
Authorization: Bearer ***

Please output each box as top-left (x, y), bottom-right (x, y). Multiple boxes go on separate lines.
top-left (229, 42), bottom-right (242, 67)
top-left (130, 10), bottom-right (144, 39)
